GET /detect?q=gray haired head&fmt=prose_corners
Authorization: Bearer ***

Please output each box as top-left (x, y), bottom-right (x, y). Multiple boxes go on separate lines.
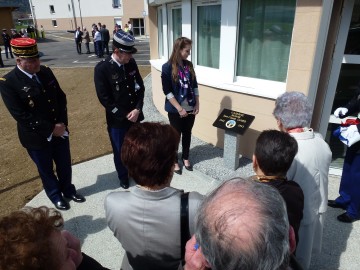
top-left (195, 178), bottom-right (290, 270)
top-left (273, 91), bottom-right (313, 129)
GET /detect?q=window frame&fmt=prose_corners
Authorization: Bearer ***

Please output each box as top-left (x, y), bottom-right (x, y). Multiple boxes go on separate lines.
top-left (167, 2), bottom-right (182, 54)
top-left (234, 0), bottom-right (296, 95)
top-left (191, 0), bottom-right (222, 79)
top-left (52, 19), bottom-right (57, 27)
top-left (132, 18), bottom-right (145, 36)
top-left (153, 0), bottom-right (295, 99)
top-left (112, 0), bottom-right (121, 8)
top-left (157, 6), bottom-right (165, 59)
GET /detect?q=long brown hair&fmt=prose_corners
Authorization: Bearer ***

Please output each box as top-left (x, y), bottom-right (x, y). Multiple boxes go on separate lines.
top-left (169, 37), bottom-right (196, 83)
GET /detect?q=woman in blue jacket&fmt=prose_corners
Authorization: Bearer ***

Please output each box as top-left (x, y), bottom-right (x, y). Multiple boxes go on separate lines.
top-left (161, 37), bottom-right (199, 174)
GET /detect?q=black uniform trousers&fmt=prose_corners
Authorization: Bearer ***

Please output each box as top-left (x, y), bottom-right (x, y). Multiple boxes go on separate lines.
top-left (168, 112), bottom-right (195, 160)
top-left (336, 142), bottom-right (360, 218)
top-left (0, 51), bottom-right (3, 67)
top-left (27, 137), bottom-right (76, 203)
top-left (107, 126), bottom-right (131, 181)
top-left (75, 40), bottom-right (82, 54)
top-left (4, 43), bottom-right (13, 59)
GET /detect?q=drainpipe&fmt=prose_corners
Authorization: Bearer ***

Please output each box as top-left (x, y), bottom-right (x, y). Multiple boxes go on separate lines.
top-left (70, 0), bottom-right (77, 30)
top-left (29, 0), bottom-right (38, 33)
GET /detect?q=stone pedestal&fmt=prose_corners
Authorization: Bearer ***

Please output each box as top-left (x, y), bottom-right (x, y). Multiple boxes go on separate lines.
top-left (223, 130), bottom-right (240, 170)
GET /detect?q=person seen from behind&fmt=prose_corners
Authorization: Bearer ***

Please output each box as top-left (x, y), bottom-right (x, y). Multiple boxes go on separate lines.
top-left (183, 178), bottom-right (300, 270)
top-left (252, 129), bottom-right (304, 245)
top-left (273, 91), bottom-right (332, 269)
top-left (105, 122), bottom-right (203, 270)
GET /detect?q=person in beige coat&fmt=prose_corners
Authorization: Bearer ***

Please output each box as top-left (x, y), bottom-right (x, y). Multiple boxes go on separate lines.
top-left (273, 91), bottom-right (332, 270)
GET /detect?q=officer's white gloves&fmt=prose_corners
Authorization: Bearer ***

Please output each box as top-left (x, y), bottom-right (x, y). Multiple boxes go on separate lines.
top-left (334, 107), bottom-right (348, 118)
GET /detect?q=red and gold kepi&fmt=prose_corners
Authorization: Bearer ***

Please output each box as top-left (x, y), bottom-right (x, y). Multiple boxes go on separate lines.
top-left (10, 38), bottom-right (39, 58)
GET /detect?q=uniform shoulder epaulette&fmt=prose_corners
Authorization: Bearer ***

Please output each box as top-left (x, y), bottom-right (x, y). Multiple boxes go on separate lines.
top-left (97, 59), bottom-right (108, 68)
top-left (0, 78), bottom-right (6, 81)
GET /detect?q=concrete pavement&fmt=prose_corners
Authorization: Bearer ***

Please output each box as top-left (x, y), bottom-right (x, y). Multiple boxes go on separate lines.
top-left (26, 75), bottom-right (360, 269)
top-left (26, 153), bottom-right (219, 269)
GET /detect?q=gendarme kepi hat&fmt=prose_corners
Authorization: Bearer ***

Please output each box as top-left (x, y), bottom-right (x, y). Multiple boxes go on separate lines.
top-left (11, 38), bottom-right (39, 58)
top-left (113, 30), bottom-right (137, 54)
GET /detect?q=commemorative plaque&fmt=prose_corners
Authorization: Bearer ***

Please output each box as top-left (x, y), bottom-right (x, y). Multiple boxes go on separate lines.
top-left (213, 109), bottom-right (255, 135)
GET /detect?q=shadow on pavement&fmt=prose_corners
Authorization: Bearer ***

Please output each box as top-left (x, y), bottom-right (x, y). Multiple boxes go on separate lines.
top-left (77, 171), bottom-right (119, 197)
top-left (310, 207), bottom-right (351, 269)
top-left (65, 215), bottom-right (107, 246)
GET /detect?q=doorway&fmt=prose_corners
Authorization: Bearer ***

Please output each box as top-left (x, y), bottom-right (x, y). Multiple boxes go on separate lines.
top-left (323, 0), bottom-right (360, 172)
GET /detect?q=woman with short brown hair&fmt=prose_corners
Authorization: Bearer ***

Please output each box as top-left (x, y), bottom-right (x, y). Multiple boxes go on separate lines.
top-left (105, 122), bottom-right (203, 270)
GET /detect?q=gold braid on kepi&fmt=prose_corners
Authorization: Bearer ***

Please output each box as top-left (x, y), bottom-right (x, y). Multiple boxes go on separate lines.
top-left (10, 38), bottom-right (39, 58)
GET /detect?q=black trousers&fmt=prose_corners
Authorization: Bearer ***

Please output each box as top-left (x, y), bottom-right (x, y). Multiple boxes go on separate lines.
top-left (168, 112), bottom-right (195, 160)
top-left (102, 41), bottom-right (109, 55)
top-left (27, 137), bottom-right (76, 203)
top-left (76, 41), bottom-right (82, 54)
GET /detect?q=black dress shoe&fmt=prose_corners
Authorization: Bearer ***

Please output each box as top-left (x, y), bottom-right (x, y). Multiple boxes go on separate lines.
top-left (174, 168), bottom-right (182, 175)
top-left (64, 193), bottom-right (86, 203)
top-left (54, 199), bottom-right (70, 210)
top-left (182, 159), bottom-right (193, 171)
top-left (328, 200), bottom-right (346, 210)
top-left (337, 212), bottom-right (359, 223)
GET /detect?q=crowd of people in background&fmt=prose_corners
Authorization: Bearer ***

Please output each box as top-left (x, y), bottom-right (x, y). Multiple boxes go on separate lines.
top-left (0, 26), bottom-right (46, 68)
top-left (1, 22), bottom-right (359, 269)
top-left (72, 21), bottom-right (133, 58)
top-left (1, 21), bottom-right (133, 65)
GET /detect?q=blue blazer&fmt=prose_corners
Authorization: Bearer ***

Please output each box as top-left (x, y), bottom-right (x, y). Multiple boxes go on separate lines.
top-left (161, 60), bottom-right (198, 113)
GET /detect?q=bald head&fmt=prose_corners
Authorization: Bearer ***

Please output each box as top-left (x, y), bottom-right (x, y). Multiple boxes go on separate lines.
top-left (195, 178), bottom-right (290, 270)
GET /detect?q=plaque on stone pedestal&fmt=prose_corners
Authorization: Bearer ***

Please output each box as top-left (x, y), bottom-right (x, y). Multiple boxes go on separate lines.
top-left (213, 109), bottom-right (255, 135)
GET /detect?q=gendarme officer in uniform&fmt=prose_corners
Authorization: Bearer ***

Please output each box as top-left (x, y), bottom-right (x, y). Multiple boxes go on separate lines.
top-left (94, 30), bottom-right (145, 189)
top-left (329, 87), bottom-right (360, 223)
top-left (0, 38), bottom-right (85, 210)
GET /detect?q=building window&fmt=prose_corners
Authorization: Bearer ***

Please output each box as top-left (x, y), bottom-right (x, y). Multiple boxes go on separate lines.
top-left (68, 4), bottom-right (71, 11)
top-left (168, 4), bottom-right (182, 51)
top-left (113, 0), bottom-right (120, 8)
top-left (132, 18), bottom-right (144, 36)
top-left (157, 7), bottom-right (164, 58)
top-left (52, 19), bottom-right (57, 27)
top-left (172, 9), bottom-right (182, 41)
top-left (196, 3), bottom-right (221, 69)
top-left (236, 0), bottom-right (296, 82)
top-left (49, 5), bottom-right (55, 14)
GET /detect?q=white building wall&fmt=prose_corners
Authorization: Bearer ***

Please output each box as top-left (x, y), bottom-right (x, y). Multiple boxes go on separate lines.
top-left (31, 0), bottom-right (123, 19)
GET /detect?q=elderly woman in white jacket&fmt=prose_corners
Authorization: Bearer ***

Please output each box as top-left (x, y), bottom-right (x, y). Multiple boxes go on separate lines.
top-left (273, 91), bottom-right (332, 270)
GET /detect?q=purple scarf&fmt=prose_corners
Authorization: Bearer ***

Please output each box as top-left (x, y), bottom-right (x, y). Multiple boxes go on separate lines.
top-left (178, 65), bottom-right (195, 106)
